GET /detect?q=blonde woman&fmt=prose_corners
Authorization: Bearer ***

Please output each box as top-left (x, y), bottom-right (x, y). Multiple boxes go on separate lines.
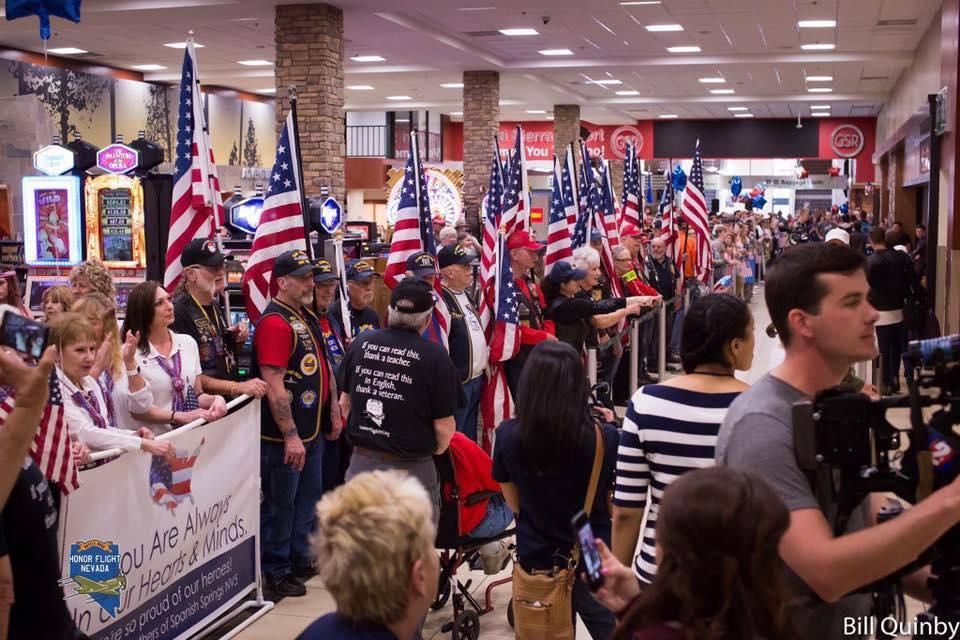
top-left (42, 285), bottom-right (75, 323)
top-left (69, 260), bottom-right (116, 300)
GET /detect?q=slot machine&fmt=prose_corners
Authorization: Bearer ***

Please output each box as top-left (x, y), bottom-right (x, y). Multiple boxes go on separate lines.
top-left (22, 136), bottom-right (87, 317)
top-left (222, 186), bottom-right (265, 379)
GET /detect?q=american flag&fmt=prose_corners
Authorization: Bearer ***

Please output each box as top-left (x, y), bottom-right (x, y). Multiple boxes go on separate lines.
top-left (573, 141), bottom-right (596, 248)
top-left (150, 439), bottom-right (203, 514)
top-left (0, 375), bottom-right (78, 494)
top-left (517, 127), bottom-right (531, 234)
top-left (478, 148), bottom-right (503, 335)
top-left (544, 155), bottom-right (574, 276)
top-left (560, 145), bottom-right (580, 240)
top-left (500, 127), bottom-right (524, 240)
top-left (679, 140), bottom-right (712, 280)
top-left (618, 142), bottom-right (641, 237)
top-left (659, 169), bottom-right (678, 260)
top-left (384, 132), bottom-right (436, 288)
top-left (594, 162), bottom-right (625, 299)
top-left (599, 161), bottom-right (621, 250)
top-left (164, 39), bottom-right (224, 290)
top-left (241, 109), bottom-right (308, 322)
top-left (479, 233), bottom-right (520, 454)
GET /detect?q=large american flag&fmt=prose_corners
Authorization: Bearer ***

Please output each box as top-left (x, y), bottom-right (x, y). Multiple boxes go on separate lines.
top-left (595, 161), bottom-right (625, 299)
top-left (560, 145), bottom-right (580, 242)
top-left (544, 155), bottom-right (574, 276)
top-left (478, 148), bottom-right (503, 335)
top-left (573, 141), bottom-right (596, 248)
top-left (680, 140), bottom-right (712, 280)
top-left (499, 127), bottom-right (524, 240)
top-left (659, 169), bottom-right (678, 261)
top-left (165, 39), bottom-right (224, 290)
top-left (150, 439), bottom-right (203, 514)
top-left (619, 141), bottom-right (641, 237)
top-left (480, 233), bottom-right (520, 454)
top-left (241, 109), bottom-right (307, 322)
top-left (384, 132), bottom-right (436, 288)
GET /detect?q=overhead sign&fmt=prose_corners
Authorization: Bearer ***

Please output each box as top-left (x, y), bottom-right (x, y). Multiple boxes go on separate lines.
top-left (319, 196), bottom-right (343, 234)
top-left (829, 124), bottom-right (865, 159)
top-left (34, 144), bottom-right (76, 176)
top-left (96, 144), bottom-right (139, 175)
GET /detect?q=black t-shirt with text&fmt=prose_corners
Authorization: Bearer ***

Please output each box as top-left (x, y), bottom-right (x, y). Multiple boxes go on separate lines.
top-left (1, 459), bottom-right (77, 640)
top-left (339, 327), bottom-right (459, 458)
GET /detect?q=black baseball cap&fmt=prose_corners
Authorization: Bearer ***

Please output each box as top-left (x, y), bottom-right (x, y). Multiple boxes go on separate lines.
top-left (314, 258), bottom-right (338, 283)
top-left (547, 260), bottom-right (588, 284)
top-left (390, 277), bottom-right (435, 313)
top-left (437, 244), bottom-right (473, 269)
top-left (181, 238), bottom-right (232, 268)
top-left (345, 259), bottom-right (379, 282)
top-left (405, 251), bottom-right (437, 276)
top-left (273, 250), bottom-right (319, 279)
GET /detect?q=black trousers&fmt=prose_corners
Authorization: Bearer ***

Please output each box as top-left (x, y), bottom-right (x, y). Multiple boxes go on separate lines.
top-left (875, 321), bottom-right (905, 389)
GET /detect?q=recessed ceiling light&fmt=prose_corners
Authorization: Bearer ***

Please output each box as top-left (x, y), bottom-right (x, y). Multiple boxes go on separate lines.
top-left (131, 64), bottom-right (166, 71)
top-left (590, 79), bottom-right (623, 85)
top-left (734, 113), bottom-right (755, 118)
top-left (659, 114), bottom-right (680, 118)
top-left (621, 1), bottom-right (661, 4)
top-left (351, 55), bottom-right (386, 62)
top-left (806, 75), bottom-right (833, 81)
top-left (698, 77), bottom-right (725, 83)
top-left (710, 89), bottom-right (735, 94)
top-left (801, 43), bottom-right (835, 50)
top-left (48, 47), bottom-right (87, 55)
top-left (387, 95), bottom-right (413, 100)
top-left (538, 48), bottom-right (574, 56)
top-left (257, 88), bottom-right (276, 94)
top-left (164, 42), bottom-right (204, 49)
top-left (499, 28), bottom-right (538, 36)
top-left (616, 90), bottom-right (640, 96)
top-left (238, 60), bottom-right (272, 66)
top-left (811, 112), bottom-right (832, 118)
top-left (727, 106), bottom-right (748, 111)
top-left (457, 6), bottom-right (496, 10)
top-left (346, 85), bottom-right (375, 90)
top-left (646, 24), bottom-right (683, 32)
top-left (526, 109), bottom-right (547, 114)
top-left (808, 87), bottom-right (833, 93)
top-left (810, 104), bottom-right (831, 109)
top-left (667, 46), bottom-right (701, 53)
top-left (440, 83), bottom-right (464, 88)
top-left (798, 19), bottom-right (837, 28)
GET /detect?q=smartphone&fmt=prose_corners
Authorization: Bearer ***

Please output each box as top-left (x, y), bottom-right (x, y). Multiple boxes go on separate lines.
top-left (0, 311), bottom-right (49, 359)
top-left (571, 510), bottom-right (604, 591)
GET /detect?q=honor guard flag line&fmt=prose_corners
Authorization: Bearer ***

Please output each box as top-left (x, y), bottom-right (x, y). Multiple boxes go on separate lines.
top-left (544, 154), bottom-right (573, 276)
top-left (165, 37), bottom-right (224, 290)
top-left (241, 108), bottom-right (308, 322)
top-left (480, 232), bottom-right (520, 454)
top-left (680, 140), bottom-right (713, 281)
top-left (479, 145), bottom-right (504, 336)
top-left (619, 141), bottom-right (642, 239)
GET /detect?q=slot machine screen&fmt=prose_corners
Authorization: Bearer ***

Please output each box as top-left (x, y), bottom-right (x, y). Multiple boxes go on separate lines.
top-left (98, 188), bottom-right (135, 262)
top-left (114, 279), bottom-right (141, 317)
top-left (25, 276), bottom-right (70, 316)
top-left (229, 310), bottom-right (254, 377)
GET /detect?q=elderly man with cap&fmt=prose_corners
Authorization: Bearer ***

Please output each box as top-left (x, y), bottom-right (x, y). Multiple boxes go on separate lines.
top-left (504, 230), bottom-right (556, 398)
top-left (437, 245), bottom-right (487, 442)
top-left (405, 251), bottom-right (451, 349)
top-left (172, 239), bottom-right (268, 399)
top-left (252, 249), bottom-right (342, 598)
top-left (330, 258), bottom-right (381, 340)
top-left (338, 277), bottom-right (460, 520)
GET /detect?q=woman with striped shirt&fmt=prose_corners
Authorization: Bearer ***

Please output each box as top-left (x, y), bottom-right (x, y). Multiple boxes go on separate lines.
top-left (612, 294), bottom-right (755, 584)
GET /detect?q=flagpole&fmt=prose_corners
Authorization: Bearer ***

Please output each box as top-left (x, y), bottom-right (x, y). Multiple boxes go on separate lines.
top-left (411, 129), bottom-right (423, 228)
top-left (288, 85), bottom-right (314, 260)
top-left (334, 229), bottom-right (352, 338)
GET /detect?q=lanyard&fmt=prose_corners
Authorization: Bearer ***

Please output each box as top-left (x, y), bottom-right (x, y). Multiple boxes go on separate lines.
top-left (97, 371), bottom-right (119, 427)
top-left (189, 293), bottom-right (223, 332)
top-left (70, 389), bottom-right (108, 430)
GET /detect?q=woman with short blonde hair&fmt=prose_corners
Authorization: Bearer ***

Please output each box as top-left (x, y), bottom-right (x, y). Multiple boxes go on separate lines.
top-left (69, 260), bottom-right (116, 300)
top-left (299, 470), bottom-right (440, 639)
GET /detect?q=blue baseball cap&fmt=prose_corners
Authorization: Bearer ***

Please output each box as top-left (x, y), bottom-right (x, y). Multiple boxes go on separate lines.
top-left (547, 260), bottom-right (588, 284)
top-left (590, 228), bottom-right (603, 243)
top-left (345, 259), bottom-right (379, 282)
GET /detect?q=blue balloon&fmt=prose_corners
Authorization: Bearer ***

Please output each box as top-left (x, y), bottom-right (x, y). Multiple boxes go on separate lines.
top-left (730, 176), bottom-right (742, 197)
top-left (839, 203), bottom-right (849, 214)
top-left (753, 195), bottom-right (767, 210)
top-left (5, 0), bottom-right (81, 40)
top-left (672, 165), bottom-right (687, 191)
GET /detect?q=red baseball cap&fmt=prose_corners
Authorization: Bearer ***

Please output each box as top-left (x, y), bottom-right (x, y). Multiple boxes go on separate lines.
top-left (621, 224), bottom-right (644, 238)
top-left (506, 230), bottom-right (545, 252)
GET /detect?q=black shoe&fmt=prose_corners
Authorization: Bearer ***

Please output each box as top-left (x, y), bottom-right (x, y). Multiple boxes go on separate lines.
top-left (292, 563), bottom-right (318, 581)
top-left (266, 574), bottom-right (307, 598)
top-left (667, 353), bottom-right (681, 364)
top-left (638, 372), bottom-right (657, 384)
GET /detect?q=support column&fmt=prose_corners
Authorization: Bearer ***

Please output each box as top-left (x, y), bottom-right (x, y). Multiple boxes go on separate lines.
top-left (462, 71), bottom-right (499, 232)
top-left (275, 4), bottom-right (345, 202)
top-left (939, 0), bottom-right (960, 332)
top-left (608, 159), bottom-right (625, 204)
top-left (553, 104), bottom-right (580, 159)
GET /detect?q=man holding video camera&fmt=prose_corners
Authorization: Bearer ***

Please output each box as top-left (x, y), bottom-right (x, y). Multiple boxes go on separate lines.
top-left (717, 242), bottom-right (960, 639)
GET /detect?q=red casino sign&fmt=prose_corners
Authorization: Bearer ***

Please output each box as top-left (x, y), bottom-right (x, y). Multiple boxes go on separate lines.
top-left (829, 124), bottom-right (865, 159)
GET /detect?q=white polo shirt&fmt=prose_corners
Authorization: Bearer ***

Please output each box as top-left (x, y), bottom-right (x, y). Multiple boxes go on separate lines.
top-left (134, 330), bottom-right (202, 434)
top-left (58, 369), bottom-right (146, 453)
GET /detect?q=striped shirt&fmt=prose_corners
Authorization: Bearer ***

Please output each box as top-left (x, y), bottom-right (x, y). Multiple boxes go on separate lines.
top-left (614, 384), bottom-right (741, 583)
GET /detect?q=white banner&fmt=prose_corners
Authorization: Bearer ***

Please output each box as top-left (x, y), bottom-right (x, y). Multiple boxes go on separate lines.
top-left (58, 399), bottom-right (261, 640)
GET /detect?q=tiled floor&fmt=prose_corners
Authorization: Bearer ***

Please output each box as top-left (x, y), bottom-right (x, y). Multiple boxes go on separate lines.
top-left (228, 285), bottom-right (926, 639)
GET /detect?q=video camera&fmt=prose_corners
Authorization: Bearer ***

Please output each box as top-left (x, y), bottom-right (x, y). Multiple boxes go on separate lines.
top-left (793, 335), bottom-right (960, 637)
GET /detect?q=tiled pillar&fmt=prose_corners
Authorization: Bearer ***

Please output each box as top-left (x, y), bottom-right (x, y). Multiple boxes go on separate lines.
top-left (553, 104), bottom-right (581, 160)
top-left (462, 71), bottom-right (500, 232)
top-left (275, 4), bottom-right (345, 202)
top-left (608, 159), bottom-right (625, 204)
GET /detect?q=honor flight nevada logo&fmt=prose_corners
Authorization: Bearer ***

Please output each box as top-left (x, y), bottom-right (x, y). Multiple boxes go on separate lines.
top-left (62, 539), bottom-right (126, 617)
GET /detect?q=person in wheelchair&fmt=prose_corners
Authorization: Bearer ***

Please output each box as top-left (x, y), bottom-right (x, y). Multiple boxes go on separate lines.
top-left (445, 432), bottom-right (514, 575)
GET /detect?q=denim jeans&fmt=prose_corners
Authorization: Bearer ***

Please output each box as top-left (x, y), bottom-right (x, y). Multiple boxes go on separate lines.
top-left (454, 376), bottom-right (484, 444)
top-left (260, 437), bottom-right (325, 578)
top-left (466, 494), bottom-right (513, 539)
top-left (597, 348), bottom-right (621, 390)
top-left (640, 317), bottom-right (657, 371)
top-left (572, 578), bottom-right (616, 640)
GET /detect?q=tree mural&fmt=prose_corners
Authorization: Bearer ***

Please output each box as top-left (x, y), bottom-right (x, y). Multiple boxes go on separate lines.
top-left (228, 141), bottom-right (239, 166)
top-left (10, 62), bottom-right (112, 141)
top-left (144, 83), bottom-right (173, 161)
top-left (242, 117), bottom-right (261, 168)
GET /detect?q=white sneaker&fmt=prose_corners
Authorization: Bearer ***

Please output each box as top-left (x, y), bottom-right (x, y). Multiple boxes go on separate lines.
top-left (479, 541), bottom-right (511, 575)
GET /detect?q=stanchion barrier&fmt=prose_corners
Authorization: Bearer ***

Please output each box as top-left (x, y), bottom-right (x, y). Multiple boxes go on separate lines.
top-left (62, 395), bottom-right (274, 640)
top-left (628, 320), bottom-right (639, 395)
top-left (587, 347), bottom-right (598, 386)
top-left (658, 297), bottom-right (674, 380)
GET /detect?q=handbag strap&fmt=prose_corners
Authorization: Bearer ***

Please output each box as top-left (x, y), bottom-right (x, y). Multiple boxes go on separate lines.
top-left (582, 422), bottom-right (605, 517)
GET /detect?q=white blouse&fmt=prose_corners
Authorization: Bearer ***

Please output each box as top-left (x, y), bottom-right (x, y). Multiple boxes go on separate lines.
top-left (58, 369), bottom-right (148, 453)
top-left (134, 330), bottom-right (202, 435)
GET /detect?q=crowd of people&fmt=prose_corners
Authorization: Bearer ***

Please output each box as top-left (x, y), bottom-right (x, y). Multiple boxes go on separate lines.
top-left (0, 202), bottom-right (952, 640)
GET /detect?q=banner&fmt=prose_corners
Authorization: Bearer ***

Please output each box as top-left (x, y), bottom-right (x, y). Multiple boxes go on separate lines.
top-left (58, 399), bottom-right (261, 640)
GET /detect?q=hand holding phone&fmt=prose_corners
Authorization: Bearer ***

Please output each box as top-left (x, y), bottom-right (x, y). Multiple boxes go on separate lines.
top-left (571, 510), bottom-right (604, 591)
top-left (0, 311), bottom-right (49, 360)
